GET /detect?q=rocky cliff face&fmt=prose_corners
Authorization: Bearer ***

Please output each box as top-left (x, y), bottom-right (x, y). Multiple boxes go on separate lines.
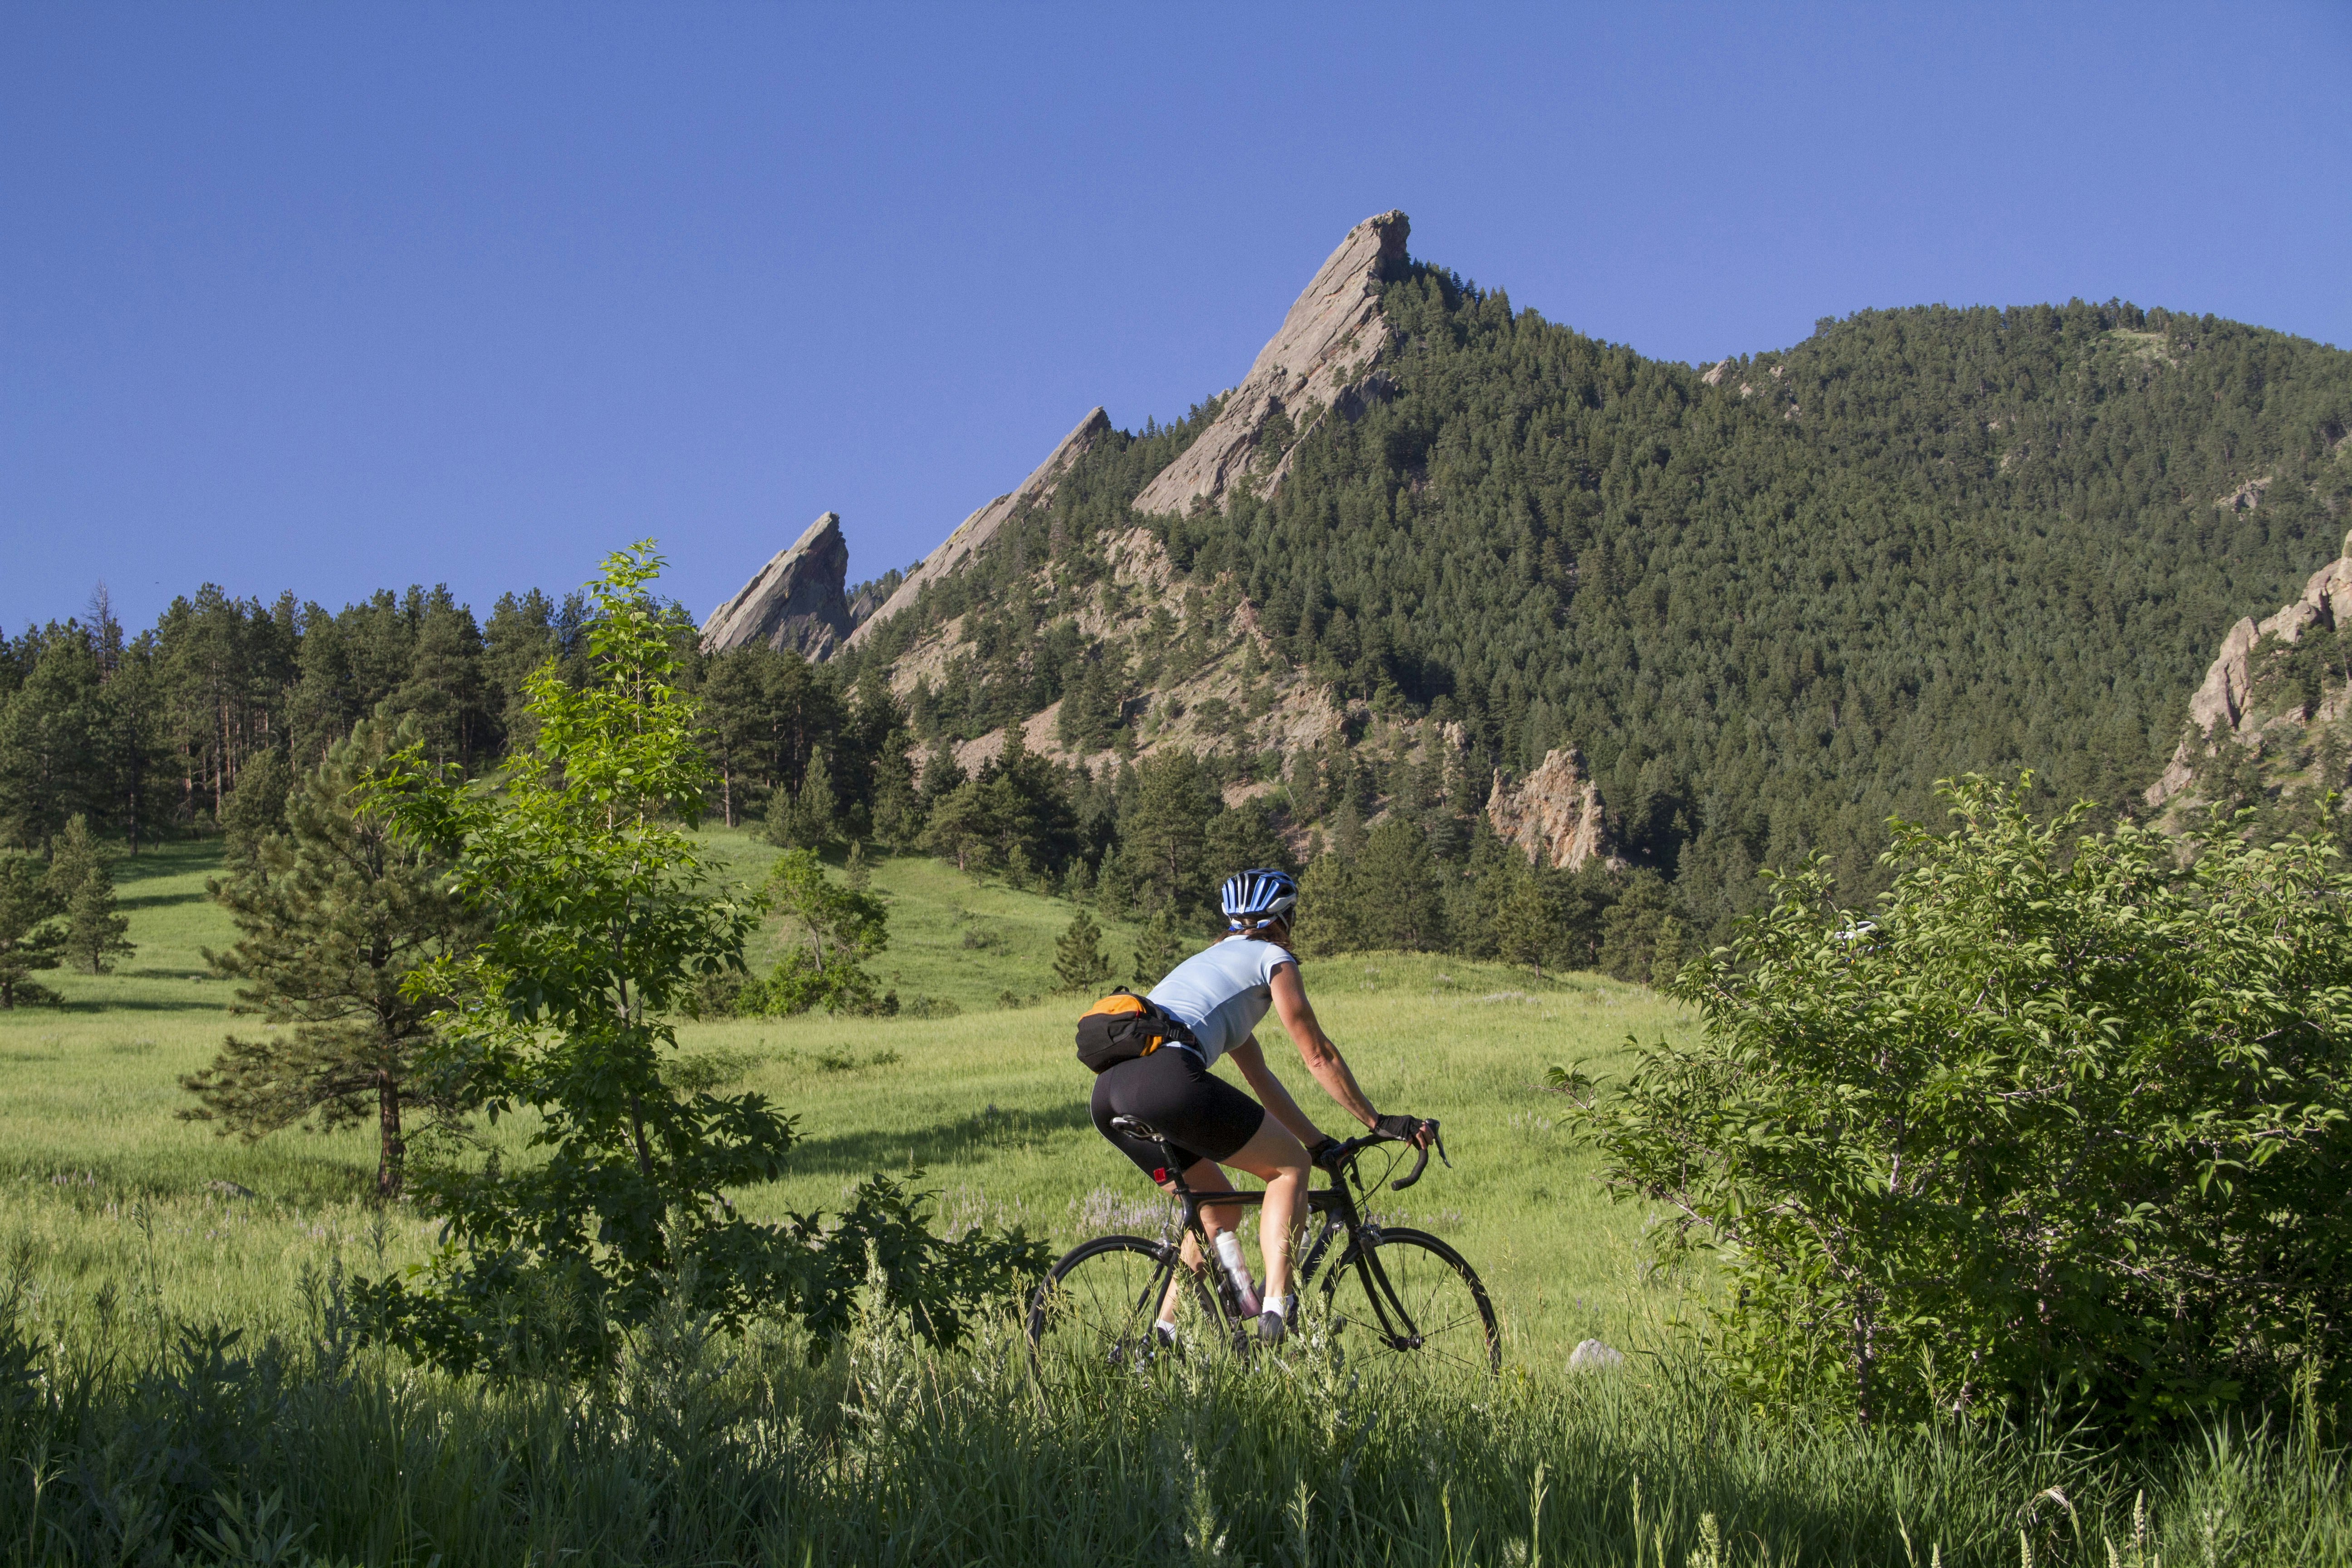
top-left (842, 408), bottom-right (1112, 651)
top-left (1131, 211), bottom-right (1410, 517)
top-left (701, 511), bottom-right (855, 659)
top-left (2147, 529), bottom-right (2352, 806)
top-left (1487, 749), bottom-right (1621, 872)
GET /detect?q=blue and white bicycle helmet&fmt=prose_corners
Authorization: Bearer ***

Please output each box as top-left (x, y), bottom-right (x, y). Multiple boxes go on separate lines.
top-left (1220, 867), bottom-right (1299, 929)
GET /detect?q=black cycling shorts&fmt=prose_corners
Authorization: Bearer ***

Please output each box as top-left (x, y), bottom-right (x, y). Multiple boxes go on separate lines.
top-left (1091, 1047), bottom-right (1265, 1181)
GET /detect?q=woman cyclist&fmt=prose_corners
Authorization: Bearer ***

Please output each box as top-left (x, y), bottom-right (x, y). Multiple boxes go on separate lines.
top-left (1089, 867), bottom-right (1432, 1343)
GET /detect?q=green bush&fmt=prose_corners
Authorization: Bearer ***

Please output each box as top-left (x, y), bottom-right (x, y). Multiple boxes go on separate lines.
top-left (1564, 776), bottom-right (2352, 1428)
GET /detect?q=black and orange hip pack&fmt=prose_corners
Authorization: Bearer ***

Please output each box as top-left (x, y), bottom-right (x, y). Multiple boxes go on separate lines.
top-left (1074, 989), bottom-right (1199, 1074)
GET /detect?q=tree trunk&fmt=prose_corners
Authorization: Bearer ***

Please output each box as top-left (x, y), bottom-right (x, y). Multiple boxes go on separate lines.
top-left (377, 1068), bottom-right (405, 1201)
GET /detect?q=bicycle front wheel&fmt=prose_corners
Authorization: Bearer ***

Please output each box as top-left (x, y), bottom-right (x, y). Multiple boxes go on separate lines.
top-left (1317, 1227), bottom-right (1499, 1374)
top-left (1027, 1234), bottom-right (1223, 1376)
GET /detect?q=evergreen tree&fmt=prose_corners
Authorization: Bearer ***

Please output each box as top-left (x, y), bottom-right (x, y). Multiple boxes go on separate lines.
top-left (0, 854), bottom-right (65, 1009)
top-left (1056, 650), bottom-right (1122, 752)
top-left (179, 720), bottom-right (475, 1199)
top-left (1597, 868), bottom-right (1676, 982)
top-left (1292, 849), bottom-right (1360, 957)
top-left (763, 750), bottom-right (840, 850)
top-left (1355, 818), bottom-right (1446, 950)
top-left (1120, 750), bottom-right (1217, 913)
top-left (1328, 797), bottom-right (1367, 860)
top-left (696, 644), bottom-right (790, 829)
top-left (1132, 902), bottom-right (1186, 987)
top-left (921, 780), bottom-right (995, 873)
top-left (0, 630), bottom-right (103, 849)
top-left (220, 747), bottom-right (292, 872)
top-left (46, 815), bottom-right (132, 974)
top-left (1493, 868), bottom-right (1559, 980)
top-left (1054, 910), bottom-right (1115, 993)
top-left (1202, 798), bottom-right (1296, 882)
top-left (867, 731), bottom-right (925, 850)
top-left (793, 750), bottom-right (838, 846)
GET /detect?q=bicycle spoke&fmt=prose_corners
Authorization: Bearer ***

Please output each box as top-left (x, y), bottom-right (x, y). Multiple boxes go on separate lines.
top-left (1318, 1228), bottom-right (1498, 1373)
top-left (1029, 1235), bottom-right (1230, 1378)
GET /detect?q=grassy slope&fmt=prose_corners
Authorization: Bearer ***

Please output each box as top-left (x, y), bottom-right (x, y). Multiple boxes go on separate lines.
top-left (0, 832), bottom-right (1695, 1363)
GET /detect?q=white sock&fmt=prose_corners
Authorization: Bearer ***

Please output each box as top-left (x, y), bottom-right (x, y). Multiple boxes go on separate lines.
top-left (1263, 1294), bottom-right (1288, 1320)
top-left (1155, 1318), bottom-right (1177, 1336)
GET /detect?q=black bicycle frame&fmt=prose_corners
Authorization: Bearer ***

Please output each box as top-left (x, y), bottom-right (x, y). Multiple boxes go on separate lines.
top-left (1139, 1134), bottom-right (1432, 1351)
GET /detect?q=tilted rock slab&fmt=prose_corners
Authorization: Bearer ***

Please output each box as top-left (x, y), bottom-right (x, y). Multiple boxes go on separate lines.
top-left (843, 407), bottom-right (1112, 651)
top-left (2147, 529), bottom-right (2352, 805)
top-left (701, 511), bottom-right (854, 659)
top-left (1487, 748), bottom-right (1622, 871)
top-left (1132, 211), bottom-right (1410, 517)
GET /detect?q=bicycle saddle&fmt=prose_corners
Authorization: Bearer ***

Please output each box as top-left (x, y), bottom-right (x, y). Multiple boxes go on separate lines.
top-left (1108, 1114), bottom-right (1167, 1142)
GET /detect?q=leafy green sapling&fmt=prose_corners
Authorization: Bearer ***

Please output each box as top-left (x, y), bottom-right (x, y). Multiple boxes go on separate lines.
top-left (357, 543), bottom-right (787, 1373)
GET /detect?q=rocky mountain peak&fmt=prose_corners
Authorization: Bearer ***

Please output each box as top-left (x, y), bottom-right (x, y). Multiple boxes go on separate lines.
top-left (701, 511), bottom-right (854, 659)
top-left (843, 407), bottom-right (1112, 651)
top-left (1132, 211), bottom-right (1410, 517)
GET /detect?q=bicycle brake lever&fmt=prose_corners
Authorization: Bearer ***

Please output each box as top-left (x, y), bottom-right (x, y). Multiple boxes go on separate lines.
top-left (1434, 1123), bottom-right (1450, 1169)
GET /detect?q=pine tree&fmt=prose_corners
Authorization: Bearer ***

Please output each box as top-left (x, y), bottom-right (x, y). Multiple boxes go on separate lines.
top-left (1493, 868), bottom-right (1559, 980)
top-left (1121, 750), bottom-right (1216, 913)
top-left (794, 750), bottom-right (838, 846)
top-left (1054, 910), bottom-right (1115, 993)
top-left (220, 747), bottom-right (292, 872)
top-left (178, 720), bottom-right (474, 1200)
top-left (1649, 914), bottom-right (1686, 985)
top-left (1355, 819), bottom-right (1446, 951)
top-left (1597, 869), bottom-right (1676, 983)
top-left (46, 815), bottom-right (132, 974)
top-left (1132, 902), bottom-right (1186, 987)
top-left (0, 853), bottom-right (66, 1008)
top-left (1292, 849), bottom-right (1360, 957)
top-left (922, 781), bottom-right (995, 873)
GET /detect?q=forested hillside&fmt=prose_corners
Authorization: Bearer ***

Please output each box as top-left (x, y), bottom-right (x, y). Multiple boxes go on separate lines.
top-left (7, 248), bottom-right (2350, 977)
top-left (835, 269), bottom-right (2352, 938)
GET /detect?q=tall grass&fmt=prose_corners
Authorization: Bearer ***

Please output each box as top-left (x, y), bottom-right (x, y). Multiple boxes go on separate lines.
top-left (0, 1258), bottom-right (2341, 1568)
top-left (5, 837), bottom-right (2339, 1563)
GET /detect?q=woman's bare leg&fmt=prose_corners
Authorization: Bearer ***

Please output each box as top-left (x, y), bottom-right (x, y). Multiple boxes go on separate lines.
top-left (1156, 1161), bottom-right (1240, 1323)
top-left (1219, 1120), bottom-right (1311, 1305)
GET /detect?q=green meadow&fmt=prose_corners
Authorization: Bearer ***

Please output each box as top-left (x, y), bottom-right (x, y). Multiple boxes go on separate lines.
top-left (0, 833), bottom-right (1685, 1364)
top-left (2, 837), bottom-right (2342, 1565)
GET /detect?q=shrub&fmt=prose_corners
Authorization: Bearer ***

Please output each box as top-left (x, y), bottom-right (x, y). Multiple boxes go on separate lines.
top-left (1563, 776), bottom-right (2352, 1428)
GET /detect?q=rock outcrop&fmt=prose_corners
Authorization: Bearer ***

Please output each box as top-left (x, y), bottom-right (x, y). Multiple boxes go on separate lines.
top-left (2146, 531), bottom-right (2352, 805)
top-left (1132, 211), bottom-right (1410, 517)
top-left (1487, 748), bottom-right (1621, 871)
top-left (701, 512), bottom-right (854, 659)
top-left (843, 407), bottom-right (1112, 650)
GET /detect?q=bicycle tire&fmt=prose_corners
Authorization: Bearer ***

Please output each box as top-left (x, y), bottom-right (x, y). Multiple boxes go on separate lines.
top-left (1315, 1226), bottom-right (1499, 1374)
top-left (1027, 1234), bottom-right (1228, 1376)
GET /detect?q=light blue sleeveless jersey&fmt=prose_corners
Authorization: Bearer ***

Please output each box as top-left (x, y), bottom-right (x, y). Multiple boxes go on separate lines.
top-left (1146, 936), bottom-right (1298, 1068)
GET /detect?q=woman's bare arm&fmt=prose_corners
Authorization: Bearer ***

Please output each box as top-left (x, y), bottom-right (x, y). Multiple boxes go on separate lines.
top-left (1268, 963), bottom-right (1380, 1131)
top-left (1226, 1038), bottom-right (1324, 1145)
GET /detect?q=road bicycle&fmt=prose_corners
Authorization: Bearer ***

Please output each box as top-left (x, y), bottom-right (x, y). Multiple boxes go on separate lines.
top-left (1027, 1115), bottom-right (1498, 1376)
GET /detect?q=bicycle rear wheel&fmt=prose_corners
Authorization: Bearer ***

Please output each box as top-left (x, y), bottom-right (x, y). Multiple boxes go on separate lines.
top-left (1316, 1227), bottom-right (1499, 1374)
top-left (1027, 1234), bottom-right (1225, 1376)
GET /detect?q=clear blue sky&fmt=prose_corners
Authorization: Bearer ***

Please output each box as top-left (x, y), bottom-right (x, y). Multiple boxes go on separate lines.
top-left (5, 3), bottom-right (2348, 633)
